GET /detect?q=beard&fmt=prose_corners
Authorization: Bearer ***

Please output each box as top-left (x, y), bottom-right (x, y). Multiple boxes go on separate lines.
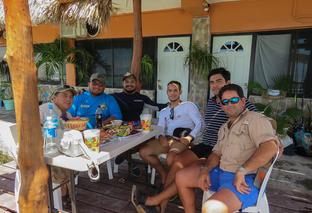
top-left (124, 88), bottom-right (136, 94)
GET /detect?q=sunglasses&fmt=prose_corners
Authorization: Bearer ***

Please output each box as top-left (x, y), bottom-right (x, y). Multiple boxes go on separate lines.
top-left (91, 81), bottom-right (104, 87)
top-left (170, 108), bottom-right (174, 120)
top-left (221, 97), bottom-right (241, 106)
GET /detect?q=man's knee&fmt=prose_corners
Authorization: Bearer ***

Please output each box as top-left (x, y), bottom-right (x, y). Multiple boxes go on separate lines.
top-left (202, 200), bottom-right (228, 213)
top-left (139, 145), bottom-right (150, 159)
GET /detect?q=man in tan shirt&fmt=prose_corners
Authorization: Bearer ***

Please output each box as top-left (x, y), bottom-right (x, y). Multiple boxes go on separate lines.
top-left (175, 84), bottom-right (279, 213)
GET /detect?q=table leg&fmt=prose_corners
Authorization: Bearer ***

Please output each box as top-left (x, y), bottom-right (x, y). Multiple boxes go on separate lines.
top-left (47, 165), bottom-right (54, 213)
top-left (70, 170), bottom-right (77, 213)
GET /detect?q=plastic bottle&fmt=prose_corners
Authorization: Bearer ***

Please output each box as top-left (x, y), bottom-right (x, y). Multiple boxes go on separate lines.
top-left (95, 105), bottom-right (103, 128)
top-left (48, 102), bottom-right (59, 128)
top-left (43, 116), bottom-right (58, 154)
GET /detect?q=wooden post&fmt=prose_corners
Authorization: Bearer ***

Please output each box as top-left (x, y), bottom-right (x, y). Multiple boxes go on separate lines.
top-left (131, 0), bottom-right (143, 89)
top-left (3, 0), bottom-right (49, 212)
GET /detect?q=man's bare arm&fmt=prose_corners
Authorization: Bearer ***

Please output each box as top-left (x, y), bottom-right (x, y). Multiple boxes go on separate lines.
top-left (242, 140), bottom-right (278, 172)
top-left (202, 152), bottom-right (221, 172)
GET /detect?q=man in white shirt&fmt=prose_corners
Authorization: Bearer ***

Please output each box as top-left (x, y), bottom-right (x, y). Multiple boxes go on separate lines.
top-left (139, 80), bottom-right (203, 184)
top-left (39, 85), bottom-right (75, 124)
top-left (39, 85), bottom-right (76, 210)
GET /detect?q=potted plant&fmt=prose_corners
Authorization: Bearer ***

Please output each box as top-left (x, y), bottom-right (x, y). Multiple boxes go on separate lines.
top-left (184, 43), bottom-right (219, 78)
top-left (1, 83), bottom-right (14, 111)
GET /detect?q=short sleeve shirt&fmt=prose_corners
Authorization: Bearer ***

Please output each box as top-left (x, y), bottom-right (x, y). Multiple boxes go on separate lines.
top-left (213, 110), bottom-right (278, 173)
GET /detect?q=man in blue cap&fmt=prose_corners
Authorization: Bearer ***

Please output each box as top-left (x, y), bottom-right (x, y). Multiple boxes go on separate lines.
top-left (69, 73), bottom-right (122, 129)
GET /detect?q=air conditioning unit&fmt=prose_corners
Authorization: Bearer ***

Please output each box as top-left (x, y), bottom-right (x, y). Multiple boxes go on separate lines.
top-left (60, 22), bottom-right (87, 38)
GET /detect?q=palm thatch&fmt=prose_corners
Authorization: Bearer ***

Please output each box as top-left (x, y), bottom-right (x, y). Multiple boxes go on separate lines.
top-left (0, 0), bottom-right (113, 29)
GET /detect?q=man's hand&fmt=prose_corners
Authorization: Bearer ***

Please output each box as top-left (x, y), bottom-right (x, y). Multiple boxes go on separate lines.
top-left (198, 166), bottom-right (211, 191)
top-left (233, 171), bottom-right (250, 194)
top-left (159, 135), bottom-right (169, 147)
top-left (179, 137), bottom-right (190, 146)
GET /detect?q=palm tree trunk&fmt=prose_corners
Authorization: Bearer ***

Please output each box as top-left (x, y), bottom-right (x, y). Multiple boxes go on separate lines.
top-left (131, 0), bottom-right (142, 89)
top-left (3, 0), bottom-right (49, 212)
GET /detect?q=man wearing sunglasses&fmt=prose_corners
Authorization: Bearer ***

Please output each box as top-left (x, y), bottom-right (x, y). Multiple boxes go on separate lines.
top-left (137, 68), bottom-right (256, 213)
top-left (176, 84), bottom-right (279, 212)
top-left (69, 73), bottom-right (122, 129)
top-left (139, 80), bottom-right (203, 187)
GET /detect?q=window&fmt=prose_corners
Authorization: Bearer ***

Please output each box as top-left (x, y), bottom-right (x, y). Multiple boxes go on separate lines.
top-left (163, 42), bottom-right (184, 52)
top-left (250, 29), bottom-right (312, 98)
top-left (76, 37), bottom-right (157, 89)
top-left (290, 30), bottom-right (312, 98)
top-left (220, 41), bottom-right (244, 52)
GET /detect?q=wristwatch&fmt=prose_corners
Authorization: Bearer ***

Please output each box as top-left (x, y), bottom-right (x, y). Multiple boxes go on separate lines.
top-left (237, 166), bottom-right (248, 175)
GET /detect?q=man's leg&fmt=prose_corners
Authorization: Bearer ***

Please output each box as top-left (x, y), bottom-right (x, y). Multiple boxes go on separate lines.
top-left (175, 162), bottom-right (203, 213)
top-left (207, 189), bottom-right (242, 212)
top-left (139, 139), bottom-right (169, 184)
top-left (145, 150), bottom-right (200, 209)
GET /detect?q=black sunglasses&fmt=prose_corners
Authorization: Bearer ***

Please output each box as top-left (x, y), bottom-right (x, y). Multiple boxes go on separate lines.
top-left (170, 108), bottom-right (174, 120)
top-left (221, 97), bottom-right (241, 106)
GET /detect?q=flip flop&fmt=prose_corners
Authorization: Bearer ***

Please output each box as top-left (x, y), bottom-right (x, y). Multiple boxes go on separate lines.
top-left (131, 185), bottom-right (160, 213)
top-left (131, 185), bottom-right (146, 213)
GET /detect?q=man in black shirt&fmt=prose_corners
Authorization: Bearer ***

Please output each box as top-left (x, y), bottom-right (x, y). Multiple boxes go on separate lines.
top-left (112, 73), bottom-right (166, 176)
top-left (113, 73), bottom-right (166, 123)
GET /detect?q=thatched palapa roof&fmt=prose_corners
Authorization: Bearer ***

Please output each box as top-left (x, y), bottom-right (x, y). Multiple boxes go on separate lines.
top-left (0, 0), bottom-right (113, 29)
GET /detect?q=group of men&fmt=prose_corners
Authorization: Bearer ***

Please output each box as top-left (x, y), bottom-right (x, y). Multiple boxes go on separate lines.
top-left (133, 68), bottom-right (279, 213)
top-left (39, 67), bottom-right (280, 213)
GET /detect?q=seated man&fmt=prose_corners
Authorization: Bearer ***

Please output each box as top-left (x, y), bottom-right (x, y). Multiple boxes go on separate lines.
top-left (69, 73), bottom-right (122, 129)
top-left (39, 85), bottom-right (76, 209)
top-left (175, 84), bottom-right (279, 213)
top-left (112, 72), bottom-right (166, 176)
top-left (135, 68), bottom-right (256, 213)
top-left (139, 80), bottom-right (203, 184)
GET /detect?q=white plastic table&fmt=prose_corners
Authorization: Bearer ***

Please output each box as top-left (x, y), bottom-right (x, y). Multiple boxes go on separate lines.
top-left (45, 125), bottom-right (162, 213)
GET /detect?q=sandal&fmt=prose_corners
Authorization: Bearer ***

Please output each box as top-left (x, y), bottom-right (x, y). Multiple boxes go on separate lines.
top-left (131, 185), bottom-right (160, 213)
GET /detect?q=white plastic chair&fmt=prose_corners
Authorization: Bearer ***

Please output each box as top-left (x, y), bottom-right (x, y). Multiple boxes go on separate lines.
top-left (0, 121), bottom-right (63, 211)
top-left (202, 151), bottom-right (279, 213)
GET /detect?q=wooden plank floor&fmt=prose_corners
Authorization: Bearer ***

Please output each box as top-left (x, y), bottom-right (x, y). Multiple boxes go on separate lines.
top-left (1, 160), bottom-right (312, 213)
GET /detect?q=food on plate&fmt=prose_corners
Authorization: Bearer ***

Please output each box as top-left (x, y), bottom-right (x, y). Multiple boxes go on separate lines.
top-left (100, 124), bottom-right (141, 141)
top-left (64, 117), bottom-right (89, 131)
top-left (116, 125), bottom-right (132, 137)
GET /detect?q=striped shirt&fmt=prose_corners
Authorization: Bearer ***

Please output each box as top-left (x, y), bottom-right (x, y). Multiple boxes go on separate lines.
top-left (202, 96), bottom-right (256, 146)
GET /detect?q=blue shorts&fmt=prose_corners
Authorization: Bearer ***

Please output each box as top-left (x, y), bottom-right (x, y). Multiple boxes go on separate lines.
top-left (209, 167), bottom-right (259, 209)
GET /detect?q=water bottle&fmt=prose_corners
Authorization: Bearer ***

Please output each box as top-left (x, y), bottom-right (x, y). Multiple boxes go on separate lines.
top-left (48, 102), bottom-right (59, 128)
top-left (43, 116), bottom-right (58, 154)
top-left (95, 105), bottom-right (103, 128)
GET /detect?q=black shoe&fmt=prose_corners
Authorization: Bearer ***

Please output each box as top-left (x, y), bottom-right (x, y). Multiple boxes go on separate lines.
top-left (62, 195), bottom-right (72, 211)
top-left (115, 154), bottom-right (127, 165)
top-left (131, 165), bottom-right (141, 177)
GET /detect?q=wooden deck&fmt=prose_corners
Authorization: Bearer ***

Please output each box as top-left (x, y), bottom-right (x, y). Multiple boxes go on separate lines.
top-left (1, 159), bottom-right (312, 213)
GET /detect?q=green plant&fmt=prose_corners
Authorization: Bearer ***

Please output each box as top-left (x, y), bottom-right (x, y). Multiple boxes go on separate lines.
top-left (248, 82), bottom-right (266, 95)
top-left (184, 43), bottom-right (219, 78)
top-left (0, 82), bottom-right (13, 100)
top-left (140, 54), bottom-right (154, 89)
top-left (255, 100), bottom-right (303, 135)
top-left (34, 39), bottom-right (93, 85)
top-left (0, 151), bottom-right (13, 164)
top-left (272, 74), bottom-right (293, 93)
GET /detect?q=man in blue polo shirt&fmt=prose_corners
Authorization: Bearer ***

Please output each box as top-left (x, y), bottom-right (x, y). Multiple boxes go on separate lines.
top-left (69, 73), bottom-right (122, 129)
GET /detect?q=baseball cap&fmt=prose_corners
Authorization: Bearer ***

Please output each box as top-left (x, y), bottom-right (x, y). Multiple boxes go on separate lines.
top-left (90, 73), bottom-right (105, 84)
top-left (122, 72), bottom-right (137, 81)
top-left (50, 85), bottom-right (76, 100)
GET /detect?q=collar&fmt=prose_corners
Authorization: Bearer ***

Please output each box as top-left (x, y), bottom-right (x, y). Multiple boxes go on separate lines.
top-left (226, 108), bottom-right (249, 128)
